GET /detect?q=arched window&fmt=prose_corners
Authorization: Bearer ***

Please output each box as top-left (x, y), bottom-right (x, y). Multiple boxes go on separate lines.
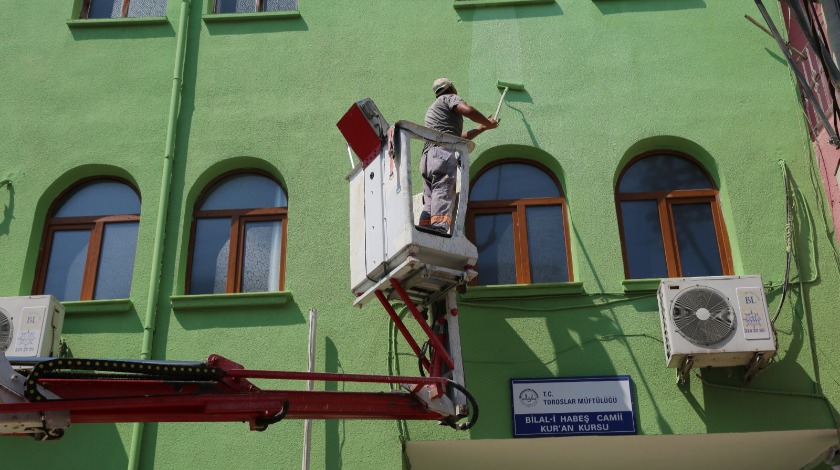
top-left (467, 161), bottom-right (572, 285)
top-left (616, 152), bottom-right (731, 279)
top-left (33, 178), bottom-right (141, 301)
top-left (187, 171), bottom-right (288, 294)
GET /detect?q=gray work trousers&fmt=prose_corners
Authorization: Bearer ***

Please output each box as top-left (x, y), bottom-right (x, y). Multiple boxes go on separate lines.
top-left (419, 145), bottom-right (457, 232)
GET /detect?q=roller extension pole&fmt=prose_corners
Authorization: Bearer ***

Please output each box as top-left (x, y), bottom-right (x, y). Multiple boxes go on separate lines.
top-left (493, 87), bottom-right (509, 121)
top-left (492, 80), bottom-right (525, 121)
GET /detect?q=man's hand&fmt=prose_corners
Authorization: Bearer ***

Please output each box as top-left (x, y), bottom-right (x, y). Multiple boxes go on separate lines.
top-left (474, 117), bottom-right (499, 133)
top-left (457, 103), bottom-right (501, 140)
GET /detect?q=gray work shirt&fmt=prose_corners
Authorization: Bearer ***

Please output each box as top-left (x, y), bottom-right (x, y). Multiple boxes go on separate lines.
top-left (424, 94), bottom-right (465, 138)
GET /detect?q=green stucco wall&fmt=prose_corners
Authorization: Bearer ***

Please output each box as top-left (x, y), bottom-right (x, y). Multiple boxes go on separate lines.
top-left (1, 0), bottom-right (839, 468)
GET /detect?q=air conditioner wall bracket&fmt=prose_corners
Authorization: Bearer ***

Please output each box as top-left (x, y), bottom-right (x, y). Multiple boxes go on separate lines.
top-left (677, 355), bottom-right (694, 385)
top-left (744, 352), bottom-right (769, 383)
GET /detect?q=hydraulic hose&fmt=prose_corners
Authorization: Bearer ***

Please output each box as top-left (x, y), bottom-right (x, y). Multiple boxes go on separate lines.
top-left (445, 379), bottom-right (479, 431)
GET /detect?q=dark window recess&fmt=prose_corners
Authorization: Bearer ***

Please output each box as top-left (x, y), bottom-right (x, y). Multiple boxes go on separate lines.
top-left (616, 152), bottom-right (732, 280)
top-left (467, 161), bottom-right (572, 286)
top-left (34, 179), bottom-right (141, 301)
top-left (187, 172), bottom-right (288, 295)
top-left (214, 0), bottom-right (297, 13)
top-left (82, 0), bottom-right (167, 19)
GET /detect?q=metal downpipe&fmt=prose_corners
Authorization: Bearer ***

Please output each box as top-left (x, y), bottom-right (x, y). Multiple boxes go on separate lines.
top-left (127, 0), bottom-right (191, 469)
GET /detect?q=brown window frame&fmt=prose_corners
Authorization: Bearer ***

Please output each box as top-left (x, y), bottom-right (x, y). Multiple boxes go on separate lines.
top-left (185, 171), bottom-right (288, 295)
top-left (466, 159), bottom-right (573, 285)
top-left (32, 177), bottom-right (141, 301)
top-left (615, 151), bottom-right (733, 279)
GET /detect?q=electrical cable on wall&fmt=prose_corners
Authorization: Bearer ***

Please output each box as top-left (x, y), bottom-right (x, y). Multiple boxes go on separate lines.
top-left (772, 161), bottom-right (794, 324)
top-left (775, 76), bottom-right (840, 443)
top-left (780, 2), bottom-right (840, 278)
top-left (459, 292), bottom-right (656, 312)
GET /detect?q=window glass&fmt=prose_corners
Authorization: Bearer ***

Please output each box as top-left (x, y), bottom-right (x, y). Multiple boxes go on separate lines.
top-left (87, 0), bottom-right (165, 18)
top-left (241, 220), bottom-right (283, 292)
top-left (127, 0), bottom-right (167, 17)
top-left (264, 0), bottom-right (296, 10)
top-left (54, 180), bottom-right (140, 218)
top-left (190, 218), bottom-right (231, 294)
top-left (526, 206), bottom-right (569, 283)
top-left (216, 0), bottom-right (257, 13)
top-left (474, 213), bottom-right (516, 285)
top-left (620, 200), bottom-right (669, 279)
top-left (672, 203), bottom-right (723, 277)
top-left (618, 154), bottom-right (713, 193)
top-left (200, 174), bottom-right (287, 211)
top-left (43, 230), bottom-right (90, 301)
top-left (94, 222), bottom-right (139, 299)
top-left (88, 0), bottom-right (122, 18)
top-left (471, 163), bottom-right (561, 201)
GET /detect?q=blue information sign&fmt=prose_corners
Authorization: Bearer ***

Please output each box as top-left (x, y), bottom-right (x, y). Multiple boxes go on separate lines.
top-left (510, 376), bottom-right (636, 438)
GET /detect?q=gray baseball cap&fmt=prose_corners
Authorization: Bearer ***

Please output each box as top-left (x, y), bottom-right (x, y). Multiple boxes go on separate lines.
top-left (433, 78), bottom-right (453, 95)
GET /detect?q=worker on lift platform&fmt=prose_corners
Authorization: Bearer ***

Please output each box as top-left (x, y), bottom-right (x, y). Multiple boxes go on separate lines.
top-left (419, 78), bottom-right (499, 234)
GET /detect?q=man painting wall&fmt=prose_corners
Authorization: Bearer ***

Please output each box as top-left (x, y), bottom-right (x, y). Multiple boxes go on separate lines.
top-left (419, 78), bottom-right (500, 234)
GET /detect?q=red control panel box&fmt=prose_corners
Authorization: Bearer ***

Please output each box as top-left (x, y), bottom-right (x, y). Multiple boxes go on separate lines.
top-left (337, 99), bottom-right (388, 168)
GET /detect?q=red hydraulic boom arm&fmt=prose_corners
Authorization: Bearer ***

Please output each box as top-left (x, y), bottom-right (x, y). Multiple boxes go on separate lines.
top-left (0, 352), bottom-right (475, 440)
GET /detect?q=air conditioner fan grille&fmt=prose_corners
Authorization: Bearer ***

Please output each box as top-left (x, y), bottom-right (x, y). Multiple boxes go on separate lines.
top-left (671, 286), bottom-right (735, 346)
top-left (0, 310), bottom-right (11, 352)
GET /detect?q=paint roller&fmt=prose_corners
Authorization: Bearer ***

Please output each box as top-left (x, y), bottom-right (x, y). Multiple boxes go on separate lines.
top-left (493, 80), bottom-right (525, 121)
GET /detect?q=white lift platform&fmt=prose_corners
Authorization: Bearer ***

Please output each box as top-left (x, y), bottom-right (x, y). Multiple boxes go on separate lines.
top-left (339, 100), bottom-right (479, 417)
top-left (347, 120), bottom-right (478, 307)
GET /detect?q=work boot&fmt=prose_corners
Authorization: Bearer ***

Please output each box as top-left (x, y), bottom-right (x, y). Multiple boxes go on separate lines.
top-left (430, 222), bottom-right (449, 235)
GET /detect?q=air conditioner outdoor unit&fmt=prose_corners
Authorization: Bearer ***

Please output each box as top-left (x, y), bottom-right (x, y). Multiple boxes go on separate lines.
top-left (0, 295), bottom-right (65, 358)
top-left (657, 275), bottom-right (776, 383)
